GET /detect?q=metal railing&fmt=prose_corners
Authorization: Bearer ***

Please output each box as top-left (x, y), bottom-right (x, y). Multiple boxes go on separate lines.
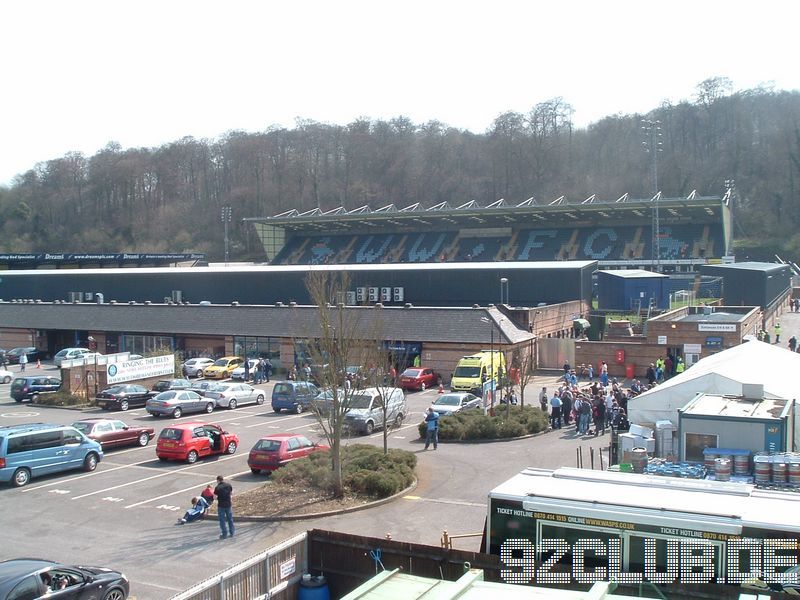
top-left (168, 532), bottom-right (308, 600)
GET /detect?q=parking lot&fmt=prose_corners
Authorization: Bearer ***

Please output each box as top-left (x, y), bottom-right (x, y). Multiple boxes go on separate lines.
top-left (1, 364), bottom-right (488, 598)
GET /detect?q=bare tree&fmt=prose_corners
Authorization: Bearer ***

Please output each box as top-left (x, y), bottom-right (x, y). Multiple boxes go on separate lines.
top-left (294, 271), bottom-right (394, 495)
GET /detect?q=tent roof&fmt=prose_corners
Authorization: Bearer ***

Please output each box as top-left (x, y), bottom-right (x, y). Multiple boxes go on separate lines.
top-left (628, 340), bottom-right (800, 426)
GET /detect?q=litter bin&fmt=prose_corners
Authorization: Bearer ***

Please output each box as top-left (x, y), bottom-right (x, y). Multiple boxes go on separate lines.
top-left (298, 574), bottom-right (330, 600)
top-left (625, 364), bottom-right (635, 380)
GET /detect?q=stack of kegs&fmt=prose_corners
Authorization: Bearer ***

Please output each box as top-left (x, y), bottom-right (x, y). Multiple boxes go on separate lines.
top-left (733, 452), bottom-right (750, 476)
top-left (715, 458), bottom-right (732, 482)
top-left (703, 450), bottom-right (718, 470)
top-left (788, 454), bottom-right (800, 485)
top-left (754, 453), bottom-right (771, 483)
top-left (630, 448), bottom-right (648, 474)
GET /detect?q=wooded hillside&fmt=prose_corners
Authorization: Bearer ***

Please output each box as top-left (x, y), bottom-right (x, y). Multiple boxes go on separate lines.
top-left (2, 79), bottom-right (799, 261)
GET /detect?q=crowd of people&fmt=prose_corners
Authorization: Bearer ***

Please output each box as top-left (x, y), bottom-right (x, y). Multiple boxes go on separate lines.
top-left (538, 361), bottom-right (651, 437)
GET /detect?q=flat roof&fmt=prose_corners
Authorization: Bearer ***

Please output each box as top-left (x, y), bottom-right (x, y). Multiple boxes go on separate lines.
top-left (678, 311), bottom-right (749, 323)
top-left (681, 393), bottom-right (791, 420)
top-left (0, 260), bottom-right (597, 277)
top-left (599, 269), bottom-right (668, 279)
top-left (490, 467), bottom-right (800, 532)
top-left (702, 261), bottom-right (787, 273)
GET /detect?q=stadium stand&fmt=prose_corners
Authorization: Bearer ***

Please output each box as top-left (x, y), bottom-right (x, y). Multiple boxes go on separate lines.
top-left (247, 191), bottom-right (732, 275)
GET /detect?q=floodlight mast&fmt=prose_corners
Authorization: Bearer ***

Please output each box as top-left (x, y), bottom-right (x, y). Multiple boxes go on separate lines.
top-left (642, 119), bottom-right (663, 272)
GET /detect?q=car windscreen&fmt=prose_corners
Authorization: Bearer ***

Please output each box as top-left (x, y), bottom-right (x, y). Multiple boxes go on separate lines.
top-left (434, 396), bottom-right (461, 406)
top-left (401, 369), bottom-right (422, 377)
top-left (154, 391), bottom-right (178, 401)
top-left (71, 422), bottom-right (92, 433)
top-left (348, 394), bottom-right (374, 409)
top-left (107, 385), bottom-right (127, 394)
top-left (159, 428), bottom-right (183, 440)
top-left (11, 378), bottom-right (27, 387)
top-left (453, 366), bottom-right (480, 378)
top-left (254, 439), bottom-right (282, 452)
top-left (213, 359), bottom-right (229, 366)
top-left (274, 383), bottom-right (292, 395)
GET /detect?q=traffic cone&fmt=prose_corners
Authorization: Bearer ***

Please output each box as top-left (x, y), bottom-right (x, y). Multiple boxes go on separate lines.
top-left (438, 382), bottom-right (444, 394)
top-left (36, 358), bottom-right (42, 369)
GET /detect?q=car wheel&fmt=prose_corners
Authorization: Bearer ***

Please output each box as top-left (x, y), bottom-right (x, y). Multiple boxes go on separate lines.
top-left (394, 412), bottom-right (405, 427)
top-left (172, 407), bottom-right (183, 418)
top-left (2, 376), bottom-right (10, 384)
top-left (364, 421), bottom-right (374, 435)
top-left (102, 587), bottom-right (127, 600)
top-left (31, 393), bottom-right (39, 403)
top-left (226, 441), bottom-right (237, 454)
top-left (421, 382), bottom-right (426, 391)
top-left (137, 432), bottom-right (150, 446)
top-left (256, 394), bottom-right (264, 405)
top-left (83, 452), bottom-right (99, 472)
top-left (251, 468), bottom-right (260, 475)
top-left (295, 403), bottom-right (303, 414)
top-left (12, 468), bottom-right (31, 487)
top-left (120, 399), bottom-right (129, 411)
top-left (205, 402), bottom-right (215, 413)
top-left (228, 398), bottom-right (238, 410)
top-left (186, 450), bottom-right (198, 464)
top-left (273, 407), bottom-right (281, 413)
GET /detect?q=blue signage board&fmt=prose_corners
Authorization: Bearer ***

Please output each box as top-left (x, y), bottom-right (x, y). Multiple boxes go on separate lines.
top-left (704, 336), bottom-right (723, 348)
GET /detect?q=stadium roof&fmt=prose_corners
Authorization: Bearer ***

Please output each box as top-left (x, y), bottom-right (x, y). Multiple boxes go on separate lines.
top-left (244, 191), bottom-right (728, 234)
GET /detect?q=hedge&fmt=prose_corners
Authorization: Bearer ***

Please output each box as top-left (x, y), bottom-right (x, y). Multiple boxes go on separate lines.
top-left (33, 391), bottom-right (86, 406)
top-left (272, 443), bottom-right (416, 499)
top-left (417, 405), bottom-right (549, 441)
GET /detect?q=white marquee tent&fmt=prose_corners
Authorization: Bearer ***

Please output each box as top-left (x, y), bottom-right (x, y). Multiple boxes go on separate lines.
top-left (627, 340), bottom-right (800, 428)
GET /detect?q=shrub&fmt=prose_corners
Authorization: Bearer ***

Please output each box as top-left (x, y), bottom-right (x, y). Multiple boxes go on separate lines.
top-left (417, 405), bottom-right (549, 441)
top-left (273, 443), bottom-right (416, 499)
top-left (34, 391), bottom-right (85, 406)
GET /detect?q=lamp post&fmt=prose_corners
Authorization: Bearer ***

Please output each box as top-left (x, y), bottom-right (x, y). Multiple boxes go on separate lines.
top-left (221, 206), bottom-right (232, 264)
top-left (500, 277), bottom-right (509, 305)
top-left (481, 314), bottom-right (504, 410)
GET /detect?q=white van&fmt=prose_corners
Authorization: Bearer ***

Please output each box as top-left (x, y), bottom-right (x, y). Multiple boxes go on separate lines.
top-left (342, 387), bottom-right (406, 435)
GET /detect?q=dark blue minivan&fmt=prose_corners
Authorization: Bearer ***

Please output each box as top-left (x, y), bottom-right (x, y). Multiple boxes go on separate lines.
top-left (10, 376), bottom-right (61, 402)
top-left (271, 381), bottom-right (319, 414)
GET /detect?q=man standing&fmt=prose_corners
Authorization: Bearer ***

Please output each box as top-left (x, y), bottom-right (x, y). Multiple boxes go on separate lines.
top-left (265, 358), bottom-right (273, 382)
top-left (549, 391), bottom-right (562, 430)
top-left (214, 475), bottom-right (234, 539)
top-left (538, 387), bottom-right (548, 413)
top-left (424, 407), bottom-right (439, 450)
top-left (789, 336), bottom-right (797, 353)
top-left (775, 322), bottom-right (782, 344)
top-left (19, 352), bottom-right (28, 372)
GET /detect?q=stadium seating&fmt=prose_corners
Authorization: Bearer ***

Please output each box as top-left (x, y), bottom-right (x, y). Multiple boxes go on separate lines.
top-left (272, 224), bottom-right (725, 265)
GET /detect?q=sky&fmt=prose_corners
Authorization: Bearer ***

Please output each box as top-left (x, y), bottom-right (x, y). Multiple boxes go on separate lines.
top-left (1, 0), bottom-right (799, 185)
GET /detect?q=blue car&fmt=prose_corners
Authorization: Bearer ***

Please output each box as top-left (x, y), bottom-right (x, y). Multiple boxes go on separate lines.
top-left (10, 376), bottom-right (61, 402)
top-left (271, 381), bottom-right (319, 414)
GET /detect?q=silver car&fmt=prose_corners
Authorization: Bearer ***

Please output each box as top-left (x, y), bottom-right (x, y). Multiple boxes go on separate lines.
top-left (204, 383), bottom-right (265, 409)
top-left (182, 357), bottom-right (214, 378)
top-left (145, 390), bottom-right (215, 418)
top-left (430, 392), bottom-right (481, 415)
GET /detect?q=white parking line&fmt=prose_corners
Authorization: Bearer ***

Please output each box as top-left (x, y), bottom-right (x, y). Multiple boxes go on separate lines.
top-left (23, 456), bottom-right (158, 492)
top-left (70, 453), bottom-right (245, 500)
top-left (124, 469), bottom-right (253, 509)
top-left (244, 413), bottom-right (310, 428)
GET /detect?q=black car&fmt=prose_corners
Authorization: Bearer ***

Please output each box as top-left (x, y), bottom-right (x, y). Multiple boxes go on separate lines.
top-left (151, 378), bottom-right (192, 393)
top-left (5, 347), bottom-right (38, 364)
top-left (10, 376), bottom-right (61, 402)
top-left (95, 384), bottom-right (154, 411)
top-left (0, 558), bottom-right (129, 599)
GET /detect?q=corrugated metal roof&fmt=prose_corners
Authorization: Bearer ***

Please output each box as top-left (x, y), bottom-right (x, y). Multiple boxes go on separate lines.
top-left (0, 260), bottom-right (596, 277)
top-left (0, 302), bottom-right (533, 345)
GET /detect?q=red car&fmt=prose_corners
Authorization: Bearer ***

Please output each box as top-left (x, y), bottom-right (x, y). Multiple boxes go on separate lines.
top-left (399, 367), bottom-right (438, 391)
top-left (72, 418), bottom-right (155, 449)
top-left (248, 433), bottom-right (329, 474)
top-left (156, 422), bottom-right (239, 464)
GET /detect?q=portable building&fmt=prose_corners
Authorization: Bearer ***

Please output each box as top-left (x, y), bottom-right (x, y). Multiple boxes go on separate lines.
top-left (596, 269), bottom-right (668, 311)
top-left (678, 392), bottom-right (796, 461)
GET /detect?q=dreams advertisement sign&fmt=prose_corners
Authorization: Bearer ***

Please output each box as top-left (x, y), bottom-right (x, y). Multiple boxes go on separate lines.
top-left (107, 355), bottom-right (175, 384)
